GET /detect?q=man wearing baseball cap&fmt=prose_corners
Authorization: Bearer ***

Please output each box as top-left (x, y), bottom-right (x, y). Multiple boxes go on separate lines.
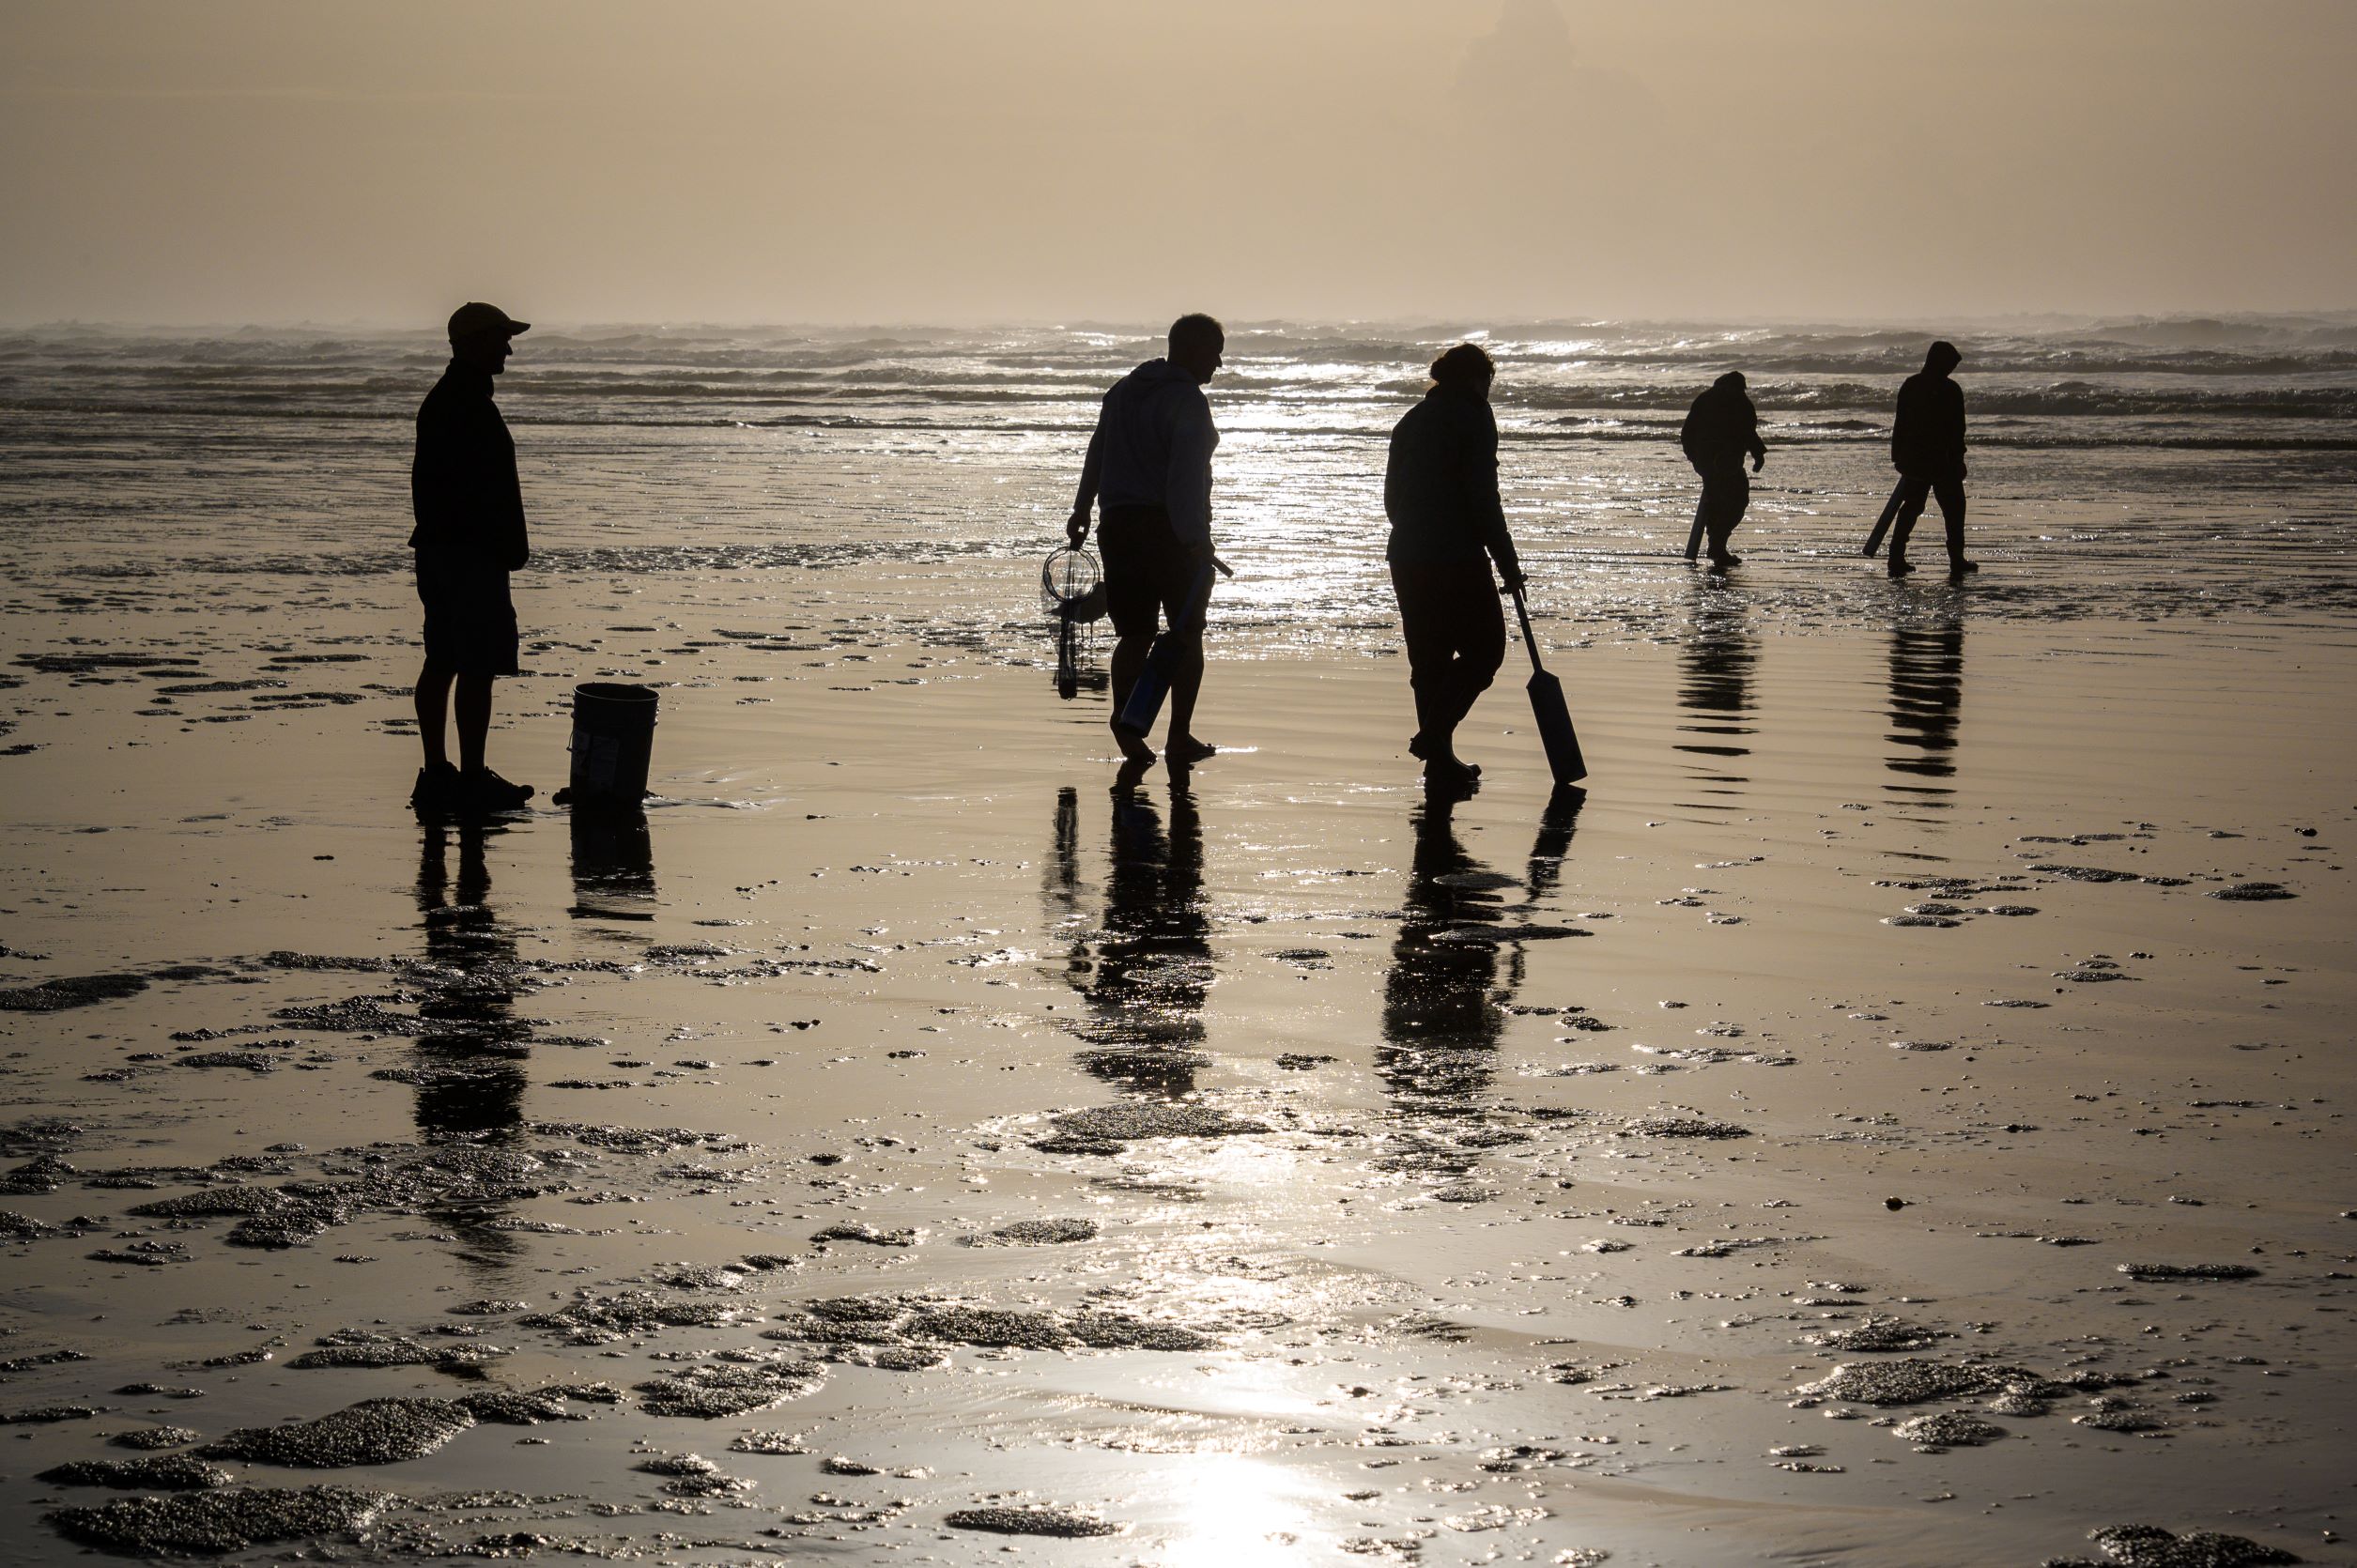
top-left (408, 302), bottom-right (536, 815)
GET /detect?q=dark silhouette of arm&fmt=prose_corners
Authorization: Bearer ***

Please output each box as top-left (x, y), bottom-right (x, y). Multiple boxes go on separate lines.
top-left (485, 403), bottom-right (528, 571)
top-left (409, 380), bottom-right (525, 569)
top-left (1891, 375), bottom-right (1920, 474)
top-left (1163, 387), bottom-right (1216, 551)
top-left (1068, 417), bottom-right (1104, 545)
top-left (1742, 393), bottom-right (1766, 469)
top-left (1461, 398), bottom-right (1522, 587)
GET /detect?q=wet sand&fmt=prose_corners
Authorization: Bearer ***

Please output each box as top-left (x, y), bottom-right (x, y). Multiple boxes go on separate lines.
top-left (2, 582), bottom-right (2353, 1566)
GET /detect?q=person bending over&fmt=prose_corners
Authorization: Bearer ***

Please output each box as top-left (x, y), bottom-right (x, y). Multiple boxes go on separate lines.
top-left (1681, 370), bottom-right (1766, 567)
top-left (1887, 340), bottom-right (1978, 578)
top-left (408, 301), bottom-right (536, 816)
top-left (1067, 314), bottom-right (1225, 772)
top-left (1383, 343), bottom-right (1527, 789)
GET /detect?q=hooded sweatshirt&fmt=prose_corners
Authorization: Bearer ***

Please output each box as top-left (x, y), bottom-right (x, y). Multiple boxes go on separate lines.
top-left (1073, 359), bottom-right (1219, 546)
top-left (1383, 383), bottom-right (1520, 576)
top-left (1680, 373), bottom-right (1764, 470)
top-left (1891, 342), bottom-right (1966, 481)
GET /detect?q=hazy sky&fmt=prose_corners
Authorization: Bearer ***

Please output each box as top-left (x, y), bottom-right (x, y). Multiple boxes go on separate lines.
top-left (5, 0), bottom-right (2352, 326)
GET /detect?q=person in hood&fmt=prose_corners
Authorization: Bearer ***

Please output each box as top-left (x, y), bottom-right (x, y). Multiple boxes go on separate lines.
top-left (1068, 313), bottom-right (1225, 773)
top-left (1886, 340), bottom-right (1978, 577)
top-left (1680, 370), bottom-right (1766, 567)
top-left (408, 301), bottom-right (536, 817)
top-left (1383, 342), bottom-right (1527, 790)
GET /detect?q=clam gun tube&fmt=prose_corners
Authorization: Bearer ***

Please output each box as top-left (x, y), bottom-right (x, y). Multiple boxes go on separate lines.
top-left (1113, 554), bottom-right (1232, 739)
top-left (1862, 480), bottom-right (1908, 558)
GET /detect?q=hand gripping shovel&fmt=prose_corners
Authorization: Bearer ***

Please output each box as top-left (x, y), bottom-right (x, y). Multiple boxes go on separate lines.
top-left (1510, 583), bottom-right (1587, 788)
top-left (1114, 554), bottom-right (1232, 741)
top-left (1861, 479), bottom-right (1907, 558)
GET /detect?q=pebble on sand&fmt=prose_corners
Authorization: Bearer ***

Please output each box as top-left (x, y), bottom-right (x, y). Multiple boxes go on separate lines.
top-left (962, 1217), bottom-right (1100, 1247)
top-left (38, 1455), bottom-right (236, 1490)
top-left (200, 1398), bottom-right (476, 1467)
top-left (944, 1504), bottom-right (1128, 1538)
top-left (2042, 1522), bottom-right (2301, 1565)
top-left (46, 1485), bottom-right (395, 1556)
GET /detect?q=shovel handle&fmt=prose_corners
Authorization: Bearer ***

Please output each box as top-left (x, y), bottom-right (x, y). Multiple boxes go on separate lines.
top-left (1510, 583), bottom-right (1547, 676)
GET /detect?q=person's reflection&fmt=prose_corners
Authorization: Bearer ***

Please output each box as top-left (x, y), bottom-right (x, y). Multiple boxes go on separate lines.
top-left (413, 823), bottom-right (529, 1139)
top-left (1674, 578), bottom-right (1756, 807)
top-left (1049, 778), bottom-right (1211, 1099)
top-left (1378, 788), bottom-right (1585, 1173)
top-left (1884, 608), bottom-right (1966, 810)
top-left (411, 823), bottom-right (531, 1276)
top-left (567, 807), bottom-right (658, 930)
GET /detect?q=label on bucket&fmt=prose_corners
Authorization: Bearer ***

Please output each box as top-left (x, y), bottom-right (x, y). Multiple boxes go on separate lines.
top-left (573, 732), bottom-right (622, 790)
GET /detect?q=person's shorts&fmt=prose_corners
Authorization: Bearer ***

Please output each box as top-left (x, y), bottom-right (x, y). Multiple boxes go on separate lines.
top-left (1098, 505), bottom-right (1207, 640)
top-left (416, 551), bottom-right (520, 677)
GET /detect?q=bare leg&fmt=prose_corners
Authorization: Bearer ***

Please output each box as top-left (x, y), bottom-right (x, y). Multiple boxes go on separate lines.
top-left (1705, 469), bottom-right (1749, 563)
top-left (414, 660), bottom-right (455, 768)
top-left (1108, 632), bottom-right (1156, 766)
top-left (1934, 480), bottom-right (1970, 566)
top-left (1164, 634), bottom-right (1211, 763)
top-left (1887, 480), bottom-right (1931, 573)
top-left (454, 673), bottom-right (493, 775)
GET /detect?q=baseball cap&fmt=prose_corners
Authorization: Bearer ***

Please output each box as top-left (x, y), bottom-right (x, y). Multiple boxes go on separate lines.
top-left (446, 302), bottom-right (531, 343)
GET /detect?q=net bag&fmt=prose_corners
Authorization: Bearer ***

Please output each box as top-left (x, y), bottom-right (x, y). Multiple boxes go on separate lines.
top-left (1041, 546), bottom-right (1107, 623)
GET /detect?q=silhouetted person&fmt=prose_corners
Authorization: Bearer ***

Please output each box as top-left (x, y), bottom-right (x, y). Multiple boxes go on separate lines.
top-left (1887, 340), bottom-right (1977, 578)
top-left (1383, 343), bottom-right (1526, 789)
top-left (409, 301), bottom-right (535, 816)
top-left (1680, 371), bottom-right (1766, 567)
top-left (1068, 315), bottom-right (1225, 774)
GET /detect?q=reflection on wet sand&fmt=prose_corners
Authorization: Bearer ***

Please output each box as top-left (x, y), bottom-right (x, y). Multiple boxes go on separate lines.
top-left (567, 807), bottom-right (658, 925)
top-left (411, 823), bottom-right (531, 1271)
top-left (1048, 779), bottom-right (1211, 1099)
top-left (1674, 579), bottom-right (1756, 807)
top-left (1378, 789), bottom-right (1584, 1181)
top-left (413, 823), bottom-right (528, 1139)
top-left (1884, 607), bottom-right (1967, 810)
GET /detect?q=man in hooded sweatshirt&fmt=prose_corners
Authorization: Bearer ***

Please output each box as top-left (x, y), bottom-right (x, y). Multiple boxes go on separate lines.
top-left (1384, 343), bottom-right (1526, 789)
top-left (1886, 340), bottom-right (1977, 577)
top-left (1068, 314), bottom-right (1225, 773)
top-left (1680, 370), bottom-right (1766, 567)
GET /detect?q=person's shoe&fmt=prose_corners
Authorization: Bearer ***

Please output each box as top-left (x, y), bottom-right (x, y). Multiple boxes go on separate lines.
top-left (409, 761), bottom-right (460, 814)
top-left (457, 767), bottom-right (534, 814)
top-left (1708, 551), bottom-right (1742, 568)
top-left (1948, 558), bottom-right (1980, 575)
top-left (1887, 558), bottom-right (1916, 577)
